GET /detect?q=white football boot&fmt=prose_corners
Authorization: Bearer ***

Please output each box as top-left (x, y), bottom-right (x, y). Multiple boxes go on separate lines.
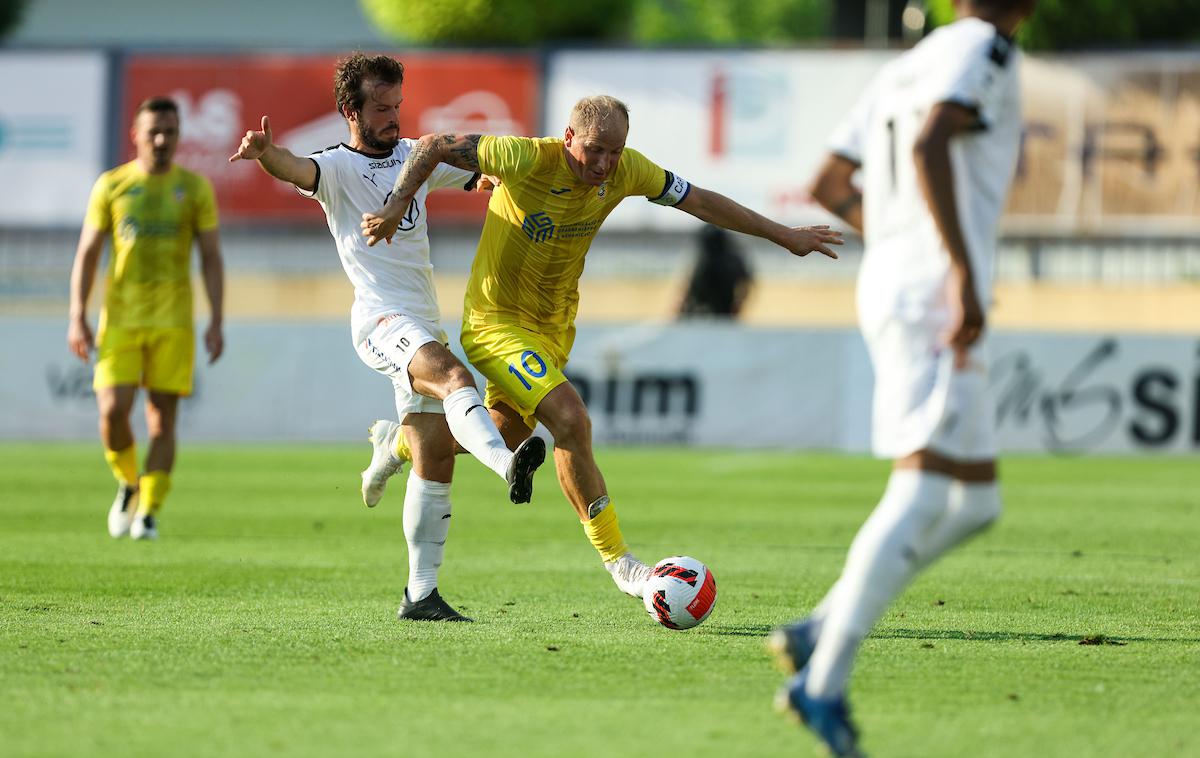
top-left (605, 552), bottom-right (652, 599)
top-left (129, 513), bottom-right (158, 541)
top-left (107, 483), bottom-right (137, 538)
top-left (361, 419), bottom-right (405, 507)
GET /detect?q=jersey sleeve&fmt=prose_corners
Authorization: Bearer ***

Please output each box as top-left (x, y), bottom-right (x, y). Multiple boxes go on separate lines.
top-left (298, 147), bottom-right (342, 202)
top-left (623, 148), bottom-right (691, 207)
top-left (83, 174), bottom-right (111, 231)
top-left (477, 135), bottom-right (539, 183)
top-left (193, 175), bottom-right (219, 232)
top-left (428, 162), bottom-right (480, 192)
top-left (928, 27), bottom-right (1014, 129)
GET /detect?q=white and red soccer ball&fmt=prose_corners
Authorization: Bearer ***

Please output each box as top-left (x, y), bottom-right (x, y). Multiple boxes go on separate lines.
top-left (643, 556), bottom-right (717, 630)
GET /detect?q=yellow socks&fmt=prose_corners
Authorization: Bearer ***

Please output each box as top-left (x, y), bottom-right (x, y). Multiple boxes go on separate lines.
top-left (582, 497), bottom-right (629, 563)
top-left (393, 426), bottom-right (412, 462)
top-left (138, 471), bottom-right (172, 516)
top-left (104, 444), bottom-right (139, 487)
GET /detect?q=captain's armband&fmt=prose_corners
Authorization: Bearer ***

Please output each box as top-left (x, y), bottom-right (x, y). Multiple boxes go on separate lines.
top-left (649, 171), bottom-right (691, 207)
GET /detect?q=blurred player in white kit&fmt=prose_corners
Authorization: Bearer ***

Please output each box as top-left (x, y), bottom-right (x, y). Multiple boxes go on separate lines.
top-left (771, 1), bottom-right (1038, 754)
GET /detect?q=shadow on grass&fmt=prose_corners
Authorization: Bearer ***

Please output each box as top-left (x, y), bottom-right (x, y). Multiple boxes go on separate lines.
top-left (698, 626), bottom-right (1200, 644)
top-left (875, 628), bottom-right (1200, 645)
top-left (701, 624), bottom-right (777, 637)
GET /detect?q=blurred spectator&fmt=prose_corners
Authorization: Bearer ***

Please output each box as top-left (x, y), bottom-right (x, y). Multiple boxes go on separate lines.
top-left (678, 225), bottom-right (754, 319)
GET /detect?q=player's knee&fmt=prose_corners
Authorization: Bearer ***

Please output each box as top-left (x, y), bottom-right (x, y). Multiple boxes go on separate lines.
top-left (146, 420), bottom-right (176, 441)
top-left (98, 398), bottom-right (126, 428)
top-left (962, 481), bottom-right (1002, 531)
top-left (978, 495), bottom-right (1002, 530)
top-left (444, 365), bottom-right (478, 394)
top-left (144, 408), bottom-right (176, 438)
top-left (551, 404), bottom-right (591, 445)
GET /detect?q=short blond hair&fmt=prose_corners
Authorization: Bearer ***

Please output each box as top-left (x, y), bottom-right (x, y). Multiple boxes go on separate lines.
top-left (569, 95), bottom-right (630, 134)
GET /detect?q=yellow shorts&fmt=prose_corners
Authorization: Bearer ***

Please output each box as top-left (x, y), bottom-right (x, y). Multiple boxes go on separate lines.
top-left (461, 323), bottom-right (574, 425)
top-left (93, 326), bottom-right (195, 395)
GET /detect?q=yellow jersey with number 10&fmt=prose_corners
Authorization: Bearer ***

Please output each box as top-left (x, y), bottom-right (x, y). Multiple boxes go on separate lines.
top-left (467, 136), bottom-right (679, 335)
top-left (85, 161), bottom-right (219, 331)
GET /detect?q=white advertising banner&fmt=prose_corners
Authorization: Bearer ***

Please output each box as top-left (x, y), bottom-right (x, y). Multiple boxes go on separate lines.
top-left (562, 324), bottom-right (1200, 455)
top-left (547, 51), bottom-right (1200, 237)
top-left (4, 318), bottom-right (1197, 455)
top-left (546, 50), bottom-right (890, 231)
top-left (0, 52), bottom-right (108, 226)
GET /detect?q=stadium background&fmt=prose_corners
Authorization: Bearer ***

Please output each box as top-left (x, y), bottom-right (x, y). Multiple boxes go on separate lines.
top-left (2, 0), bottom-right (1199, 454)
top-left (2, 5), bottom-right (1198, 758)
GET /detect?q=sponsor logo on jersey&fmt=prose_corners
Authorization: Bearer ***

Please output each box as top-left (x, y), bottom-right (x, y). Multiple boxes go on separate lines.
top-left (368, 158), bottom-right (402, 170)
top-left (381, 189), bottom-right (421, 232)
top-left (522, 211), bottom-right (555, 242)
top-left (597, 182), bottom-right (608, 199)
top-left (118, 218), bottom-right (138, 243)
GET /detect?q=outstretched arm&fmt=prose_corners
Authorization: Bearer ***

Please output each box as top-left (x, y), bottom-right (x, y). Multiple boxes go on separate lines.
top-left (361, 133), bottom-right (481, 246)
top-left (228, 115), bottom-right (317, 192)
top-left (676, 185), bottom-right (843, 259)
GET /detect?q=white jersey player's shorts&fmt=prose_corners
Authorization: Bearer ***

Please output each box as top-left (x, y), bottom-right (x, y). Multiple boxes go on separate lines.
top-left (864, 315), bottom-right (996, 461)
top-left (355, 313), bottom-right (448, 418)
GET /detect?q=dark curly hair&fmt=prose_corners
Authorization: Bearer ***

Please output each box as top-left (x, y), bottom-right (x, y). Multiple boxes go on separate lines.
top-left (333, 53), bottom-right (405, 116)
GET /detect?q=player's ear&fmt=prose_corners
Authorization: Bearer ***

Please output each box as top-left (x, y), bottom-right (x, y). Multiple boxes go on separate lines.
top-left (342, 103), bottom-right (359, 124)
top-left (564, 126), bottom-right (574, 146)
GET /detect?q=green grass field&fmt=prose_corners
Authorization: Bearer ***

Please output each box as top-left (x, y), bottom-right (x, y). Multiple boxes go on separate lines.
top-left (1, 443), bottom-right (1197, 757)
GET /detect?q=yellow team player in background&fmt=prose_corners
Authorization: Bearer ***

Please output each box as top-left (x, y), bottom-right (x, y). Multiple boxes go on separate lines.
top-left (68, 96), bottom-right (225, 541)
top-left (363, 95), bottom-right (840, 598)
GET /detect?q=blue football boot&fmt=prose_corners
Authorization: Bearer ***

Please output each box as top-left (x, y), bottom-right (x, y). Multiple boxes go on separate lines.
top-left (767, 617), bottom-right (819, 673)
top-left (777, 669), bottom-right (864, 758)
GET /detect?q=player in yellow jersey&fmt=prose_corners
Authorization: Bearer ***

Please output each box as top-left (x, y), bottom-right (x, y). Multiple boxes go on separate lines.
top-left (68, 97), bottom-right (225, 541)
top-left (362, 95), bottom-right (841, 598)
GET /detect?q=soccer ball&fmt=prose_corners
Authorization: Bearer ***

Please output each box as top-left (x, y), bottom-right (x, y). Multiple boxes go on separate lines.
top-left (642, 556), bottom-right (717, 630)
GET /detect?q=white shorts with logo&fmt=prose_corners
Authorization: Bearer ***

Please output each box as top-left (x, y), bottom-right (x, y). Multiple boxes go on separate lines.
top-left (863, 315), bottom-right (996, 461)
top-left (355, 313), bottom-right (447, 418)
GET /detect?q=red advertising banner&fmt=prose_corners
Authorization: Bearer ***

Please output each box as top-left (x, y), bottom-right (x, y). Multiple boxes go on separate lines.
top-left (122, 53), bottom-right (540, 225)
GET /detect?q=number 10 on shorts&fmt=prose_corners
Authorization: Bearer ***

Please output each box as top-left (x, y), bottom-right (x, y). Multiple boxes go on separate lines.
top-left (507, 350), bottom-right (547, 391)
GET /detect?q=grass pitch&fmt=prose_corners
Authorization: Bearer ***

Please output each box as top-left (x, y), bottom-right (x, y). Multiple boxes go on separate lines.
top-left (1, 444), bottom-right (1196, 758)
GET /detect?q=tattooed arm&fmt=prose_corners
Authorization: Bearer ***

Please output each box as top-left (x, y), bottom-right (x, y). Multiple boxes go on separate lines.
top-left (361, 133), bottom-right (481, 246)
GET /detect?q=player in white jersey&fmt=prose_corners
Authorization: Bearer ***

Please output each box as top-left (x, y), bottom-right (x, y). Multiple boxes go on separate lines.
top-left (229, 53), bottom-right (545, 622)
top-left (770, 1), bottom-right (1037, 754)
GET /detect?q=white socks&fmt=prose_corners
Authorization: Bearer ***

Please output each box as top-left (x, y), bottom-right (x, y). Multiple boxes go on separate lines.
top-left (530, 422), bottom-right (555, 452)
top-left (804, 472), bottom-right (1002, 699)
top-left (804, 469), bottom-right (952, 699)
top-left (403, 474), bottom-right (452, 602)
top-left (442, 386), bottom-right (512, 480)
top-left (914, 480), bottom-right (1002, 571)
